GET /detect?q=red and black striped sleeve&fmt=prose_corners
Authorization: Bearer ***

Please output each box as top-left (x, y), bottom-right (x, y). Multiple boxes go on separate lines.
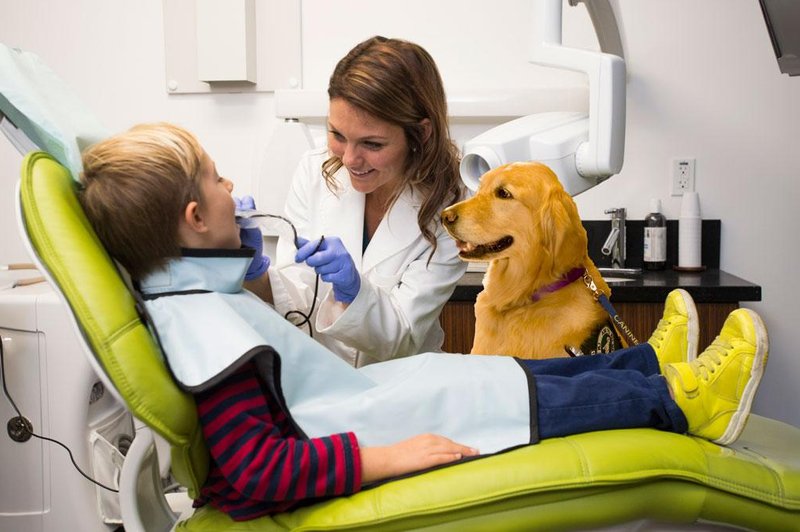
top-left (195, 362), bottom-right (362, 510)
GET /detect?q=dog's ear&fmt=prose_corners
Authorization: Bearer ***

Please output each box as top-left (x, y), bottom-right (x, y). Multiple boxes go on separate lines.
top-left (539, 187), bottom-right (587, 274)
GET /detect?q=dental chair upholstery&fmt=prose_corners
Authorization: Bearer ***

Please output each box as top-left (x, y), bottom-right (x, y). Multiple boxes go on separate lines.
top-left (17, 151), bottom-right (800, 531)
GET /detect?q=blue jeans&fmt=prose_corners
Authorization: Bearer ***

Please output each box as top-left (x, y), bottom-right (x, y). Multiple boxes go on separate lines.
top-left (520, 343), bottom-right (688, 440)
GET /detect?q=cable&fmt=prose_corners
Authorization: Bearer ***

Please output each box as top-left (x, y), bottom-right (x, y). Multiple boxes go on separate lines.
top-left (235, 212), bottom-right (323, 336)
top-left (284, 273), bottom-right (320, 337)
top-left (0, 337), bottom-right (119, 493)
top-left (284, 236), bottom-right (325, 337)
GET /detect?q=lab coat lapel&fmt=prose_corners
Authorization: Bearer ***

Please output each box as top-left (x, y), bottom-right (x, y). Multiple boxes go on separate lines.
top-left (362, 189), bottom-right (422, 272)
top-left (323, 180), bottom-right (365, 266)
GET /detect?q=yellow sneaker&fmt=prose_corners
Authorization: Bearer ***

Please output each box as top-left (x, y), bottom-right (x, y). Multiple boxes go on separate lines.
top-left (664, 308), bottom-right (768, 445)
top-left (648, 289), bottom-right (699, 371)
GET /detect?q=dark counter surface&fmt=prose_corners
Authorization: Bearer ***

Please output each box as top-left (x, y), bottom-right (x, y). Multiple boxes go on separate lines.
top-left (451, 268), bottom-right (761, 304)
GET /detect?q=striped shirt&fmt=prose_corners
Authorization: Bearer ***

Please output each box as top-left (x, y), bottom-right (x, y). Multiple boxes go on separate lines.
top-left (193, 361), bottom-right (362, 520)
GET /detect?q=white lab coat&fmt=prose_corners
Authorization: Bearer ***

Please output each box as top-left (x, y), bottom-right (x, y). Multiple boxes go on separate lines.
top-left (268, 147), bottom-right (467, 367)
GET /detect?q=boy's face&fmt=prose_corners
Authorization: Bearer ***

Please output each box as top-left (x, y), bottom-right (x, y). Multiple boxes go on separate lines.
top-left (196, 150), bottom-right (240, 250)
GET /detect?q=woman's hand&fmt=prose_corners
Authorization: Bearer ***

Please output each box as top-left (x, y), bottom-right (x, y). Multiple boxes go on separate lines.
top-left (360, 434), bottom-right (479, 484)
top-left (295, 236), bottom-right (360, 303)
top-left (234, 196), bottom-right (270, 281)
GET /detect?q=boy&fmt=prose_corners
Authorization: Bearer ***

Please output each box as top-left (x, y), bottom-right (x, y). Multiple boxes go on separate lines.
top-left (79, 123), bottom-right (768, 521)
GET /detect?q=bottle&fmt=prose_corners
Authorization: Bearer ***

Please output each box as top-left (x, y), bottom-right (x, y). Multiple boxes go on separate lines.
top-left (644, 198), bottom-right (667, 271)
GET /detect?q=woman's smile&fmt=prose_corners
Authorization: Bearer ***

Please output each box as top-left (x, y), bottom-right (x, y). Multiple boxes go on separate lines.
top-left (349, 168), bottom-right (374, 177)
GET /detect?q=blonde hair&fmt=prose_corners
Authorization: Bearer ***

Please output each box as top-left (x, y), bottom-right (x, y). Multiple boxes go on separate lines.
top-left (79, 122), bottom-right (204, 279)
top-left (323, 36), bottom-right (463, 256)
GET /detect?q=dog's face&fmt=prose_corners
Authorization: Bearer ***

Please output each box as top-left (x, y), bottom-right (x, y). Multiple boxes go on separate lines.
top-left (442, 162), bottom-right (587, 272)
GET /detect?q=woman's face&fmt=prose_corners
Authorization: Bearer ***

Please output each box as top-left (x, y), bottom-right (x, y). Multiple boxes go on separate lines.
top-left (196, 150), bottom-right (240, 249)
top-left (327, 98), bottom-right (409, 196)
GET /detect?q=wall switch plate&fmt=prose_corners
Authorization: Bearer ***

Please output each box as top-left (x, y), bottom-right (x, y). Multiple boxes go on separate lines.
top-left (671, 158), bottom-right (695, 196)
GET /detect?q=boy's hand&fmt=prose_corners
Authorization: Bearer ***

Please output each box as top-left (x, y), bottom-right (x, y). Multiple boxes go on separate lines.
top-left (360, 434), bottom-right (479, 484)
top-left (234, 196), bottom-right (270, 280)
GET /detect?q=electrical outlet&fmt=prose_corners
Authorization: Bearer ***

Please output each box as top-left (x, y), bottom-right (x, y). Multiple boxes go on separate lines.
top-left (671, 158), bottom-right (695, 196)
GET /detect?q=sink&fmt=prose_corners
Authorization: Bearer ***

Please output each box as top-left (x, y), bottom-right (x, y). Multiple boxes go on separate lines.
top-left (597, 267), bottom-right (642, 276)
top-left (597, 267), bottom-right (641, 283)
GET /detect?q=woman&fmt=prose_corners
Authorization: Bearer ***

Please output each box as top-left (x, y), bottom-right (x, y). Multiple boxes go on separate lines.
top-left (263, 36), bottom-right (467, 367)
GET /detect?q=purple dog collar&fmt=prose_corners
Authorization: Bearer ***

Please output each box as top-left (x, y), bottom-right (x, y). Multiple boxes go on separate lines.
top-left (530, 267), bottom-right (586, 302)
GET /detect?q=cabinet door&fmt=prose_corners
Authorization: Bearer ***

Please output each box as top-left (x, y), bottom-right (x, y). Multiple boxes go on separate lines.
top-left (440, 301), bottom-right (475, 354)
top-left (0, 330), bottom-right (45, 518)
top-left (441, 302), bottom-right (738, 355)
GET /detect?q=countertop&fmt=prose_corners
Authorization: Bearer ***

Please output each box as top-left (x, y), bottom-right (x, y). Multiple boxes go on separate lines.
top-left (450, 268), bottom-right (761, 304)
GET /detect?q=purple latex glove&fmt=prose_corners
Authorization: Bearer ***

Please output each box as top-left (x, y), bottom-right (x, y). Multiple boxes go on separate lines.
top-left (234, 196), bottom-right (269, 281)
top-left (295, 236), bottom-right (361, 303)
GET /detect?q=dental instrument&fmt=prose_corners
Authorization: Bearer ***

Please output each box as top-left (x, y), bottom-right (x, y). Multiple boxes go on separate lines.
top-left (235, 209), bottom-right (325, 335)
top-left (235, 209), bottom-right (300, 249)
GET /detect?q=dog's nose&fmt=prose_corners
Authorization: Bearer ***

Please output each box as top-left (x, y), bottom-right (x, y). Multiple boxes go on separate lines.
top-left (441, 208), bottom-right (458, 226)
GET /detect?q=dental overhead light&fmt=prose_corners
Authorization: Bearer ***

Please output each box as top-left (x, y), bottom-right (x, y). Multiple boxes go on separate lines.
top-left (459, 0), bottom-right (626, 196)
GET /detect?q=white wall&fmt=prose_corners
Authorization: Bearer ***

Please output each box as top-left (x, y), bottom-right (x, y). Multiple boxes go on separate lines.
top-left (1, 0), bottom-right (798, 427)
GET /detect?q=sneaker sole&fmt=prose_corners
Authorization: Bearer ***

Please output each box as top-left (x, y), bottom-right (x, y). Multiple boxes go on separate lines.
top-left (713, 308), bottom-right (769, 445)
top-left (675, 288), bottom-right (699, 361)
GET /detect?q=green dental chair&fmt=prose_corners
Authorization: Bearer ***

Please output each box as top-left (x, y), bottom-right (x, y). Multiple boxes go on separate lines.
top-left (16, 151), bottom-right (800, 531)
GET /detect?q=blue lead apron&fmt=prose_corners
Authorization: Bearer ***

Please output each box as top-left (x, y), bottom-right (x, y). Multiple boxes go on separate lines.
top-left (139, 250), bottom-right (538, 454)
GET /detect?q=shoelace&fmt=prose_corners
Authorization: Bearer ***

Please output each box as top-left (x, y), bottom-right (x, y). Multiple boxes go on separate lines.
top-left (650, 318), bottom-right (672, 348)
top-left (691, 338), bottom-right (730, 379)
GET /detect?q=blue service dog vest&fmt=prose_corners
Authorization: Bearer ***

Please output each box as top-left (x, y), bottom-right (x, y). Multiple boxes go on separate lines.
top-left (139, 250), bottom-right (537, 454)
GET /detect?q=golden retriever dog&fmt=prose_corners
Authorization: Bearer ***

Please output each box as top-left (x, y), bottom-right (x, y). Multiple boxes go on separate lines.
top-left (442, 162), bottom-right (619, 359)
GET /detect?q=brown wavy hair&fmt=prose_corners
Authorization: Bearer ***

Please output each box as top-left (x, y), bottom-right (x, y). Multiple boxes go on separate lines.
top-left (323, 36), bottom-right (463, 255)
